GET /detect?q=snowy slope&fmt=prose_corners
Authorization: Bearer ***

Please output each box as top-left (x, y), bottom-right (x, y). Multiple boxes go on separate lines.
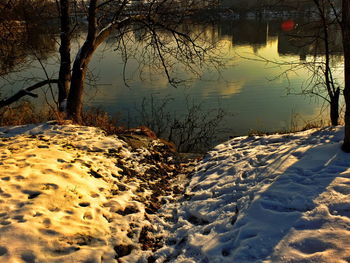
top-left (154, 126), bottom-right (350, 263)
top-left (1, 123), bottom-right (350, 263)
top-left (0, 123), bottom-right (187, 263)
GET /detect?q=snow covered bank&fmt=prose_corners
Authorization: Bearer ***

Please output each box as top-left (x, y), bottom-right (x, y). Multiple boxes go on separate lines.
top-left (154, 126), bottom-right (350, 262)
top-left (0, 123), bottom-right (191, 263)
top-left (2, 123), bottom-right (350, 263)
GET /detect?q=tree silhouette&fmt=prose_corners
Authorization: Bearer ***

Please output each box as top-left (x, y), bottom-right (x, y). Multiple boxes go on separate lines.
top-left (0, 0), bottom-right (217, 122)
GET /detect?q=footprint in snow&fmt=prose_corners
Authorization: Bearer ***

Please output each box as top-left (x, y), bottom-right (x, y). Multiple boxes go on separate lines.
top-left (328, 203), bottom-right (350, 218)
top-left (12, 215), bottom-right (26, 223)
top-left (311, 165), bottom-right (326, 173)
top-left (222, 249), bottom-right (230, 257)
top-left (260, 200), bottom-right (312, 213)
top-left (20, 251), bottom-right (36, 263)
top-left (22, 190), bottom-right (42, 199)
top-left (290, 238), bottom-right (333, 254)
top-left (42, 183), bottom-right (59, 190)
top-left (332, 185), bottom-right (350, 195)
top-left (17, 163), bottom-right (30, 168)
top-left (39, 228), bottom-right (60, 236)
top-left (1, 177), bottom-right (10, 181)
top-left (187, 214), bottom-right (209, 225)
top-left (291, 151), bottom-right (304, 159)
top-left (256, 154), bottom-right (270, 164)
top-left (114, 244), bottom-right (133, 258)
top-left (0, 220), bottom-right (11, 226)
top-left (83, 212), bottom-right (93, 220)
top-left (78, 202), bottom-right (90, 207)
top-left (323, 165), bottom-right (347, 174)
top-left (52, 246), bottom-right (80, 255)
top-left (293, 218), bottom-right (326, 230)
top-left (116, 206), bottom-right (139, 216)
top-left (0, 246), bottom-right (7, 256)
top-left (340, 180), bottom-right (350, 185)
top-left (0, 193), bottom-right (11, 198)
top-left (65, 210), bottom-right (74, 215)
top-left (42, 218), bottom-right (51, 227)
top-left (0, 213), bottom-right (7, 218)
top-left (238, 229), bottom-right (257, 240)
top-left (91, 193), bottom-right (100, 198)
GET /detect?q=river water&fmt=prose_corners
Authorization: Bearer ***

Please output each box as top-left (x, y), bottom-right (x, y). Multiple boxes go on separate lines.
top-left (0, 16), bottom-right (344, 150)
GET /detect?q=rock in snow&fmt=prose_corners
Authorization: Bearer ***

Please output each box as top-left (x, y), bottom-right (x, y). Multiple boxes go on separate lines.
top-left (1, 123), bottom-right (350, 262)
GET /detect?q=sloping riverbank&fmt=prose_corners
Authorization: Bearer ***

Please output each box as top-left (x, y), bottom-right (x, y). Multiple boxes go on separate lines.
top-left (1, 124), bottom-right (350, 262)
top-left (0, 123), bottom-right (195, 263)
top-left (153, 126), bottom-right (350, 262)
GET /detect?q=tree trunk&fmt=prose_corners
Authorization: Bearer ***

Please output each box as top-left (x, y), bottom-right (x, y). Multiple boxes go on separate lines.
top-left (66, 64), bottom-right (86, 123)
top-left (58, 0), bottom-right (71, 111)
top-left (313, 0), bottom-right (340, 126)
top-left (66, 0), bottom-right (98, 123)
top-left (65, 0), bottom-right (118, 123)
top-left (330, 87), bottom-right (340, 126)
top-left (342, 0), bottom-right (350, 152)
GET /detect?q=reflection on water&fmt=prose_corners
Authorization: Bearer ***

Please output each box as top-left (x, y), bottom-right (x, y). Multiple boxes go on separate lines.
top-left (0, 17), bottom-right (344, 148)
top-left (0, 24), bottom-right (57, 77)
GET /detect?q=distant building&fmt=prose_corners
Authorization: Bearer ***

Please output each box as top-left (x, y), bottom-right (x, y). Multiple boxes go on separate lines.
top-left (219, 0), bottom-right (341, 11)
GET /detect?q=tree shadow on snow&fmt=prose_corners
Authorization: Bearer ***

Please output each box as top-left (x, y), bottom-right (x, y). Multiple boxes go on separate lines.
top-left (226, 129), bottom-right (349, 262)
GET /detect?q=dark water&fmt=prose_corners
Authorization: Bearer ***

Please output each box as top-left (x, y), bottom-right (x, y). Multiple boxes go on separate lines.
top-left (0, 16), bottom-right (344, 149)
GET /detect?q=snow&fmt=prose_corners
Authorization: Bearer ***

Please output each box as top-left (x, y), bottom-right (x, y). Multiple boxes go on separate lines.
top-left (154, 126), bottom-right (350, 263)
top-left (1, 123), bottom-right (350, 262)
top-left (0, 123), bottom-right (186, 263)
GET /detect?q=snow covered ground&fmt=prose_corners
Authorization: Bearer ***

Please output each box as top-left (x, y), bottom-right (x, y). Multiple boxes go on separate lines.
top-left (154, 126), bottom-right (350, 263)
top-left (0, 123), bottom-right (189, 263)
top-left (1, 123), bottom-right (350, 262)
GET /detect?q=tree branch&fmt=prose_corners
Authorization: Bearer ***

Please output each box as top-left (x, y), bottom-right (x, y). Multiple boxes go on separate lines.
top-left (0, 79), bottom-right (59, 108)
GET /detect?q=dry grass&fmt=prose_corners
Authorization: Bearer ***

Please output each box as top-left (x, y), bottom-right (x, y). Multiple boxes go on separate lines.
top-left (0, 101), bottom-right (56, 126)
top-left (81, 107), bottom-right (124, 135)
top-left (247, 117), bottom-right (329, 137)
top-left (0, 102), bottom-right (121, 132)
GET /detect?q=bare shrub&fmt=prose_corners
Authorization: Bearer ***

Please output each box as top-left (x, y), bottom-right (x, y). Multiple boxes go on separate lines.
top-left (0, 99), bottom-right (226, 153)
top-left (0, 101), bottom-right (54, 126)
top-left (0, 103), bottom-right (123, 135)
top-left (136, 95), bottom-right (227, 153)
top-left (81, 107), bottom-right (123, 135)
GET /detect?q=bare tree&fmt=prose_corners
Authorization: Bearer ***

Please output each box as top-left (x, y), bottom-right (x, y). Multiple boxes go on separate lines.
top-left (57, 0), bottom-right (71, 111)
top-left (277, 0), bottom-right (350, 151)
top-left (0, 0), bottom-right (217, 123)
top-left (305, 0), bottom-right (341, 125)
top-left (269, 0), bottom-right (342, 126)
top-left (311, 0), bottom-right (350, 152)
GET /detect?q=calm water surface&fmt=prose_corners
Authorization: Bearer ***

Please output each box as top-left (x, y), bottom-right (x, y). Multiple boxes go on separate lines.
top-left (0, 17), bottom-right (344, 147)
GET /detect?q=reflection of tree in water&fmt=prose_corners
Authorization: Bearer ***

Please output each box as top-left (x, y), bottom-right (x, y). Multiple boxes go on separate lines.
top-left (0, 23), bottom-right (57, 76)
top-left (0, 0), bottom-right (57, 23)
top-left (0, 0), bottom-right (58, 76)
top-left (278, 21), bottom-right (343, 58)
top-left (216, 17), bottom-right (343, 58)
top-left (0, 15), bottom-right (344, 78)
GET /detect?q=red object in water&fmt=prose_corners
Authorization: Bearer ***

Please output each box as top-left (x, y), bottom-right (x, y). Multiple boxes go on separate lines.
top-left (281, 20), bottom-right (296, 32)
